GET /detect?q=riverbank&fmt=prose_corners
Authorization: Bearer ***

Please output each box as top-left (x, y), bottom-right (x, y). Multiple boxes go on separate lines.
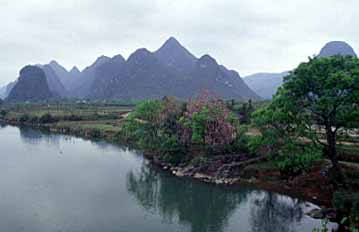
top-left (1, 117), bottom-right (335, 209)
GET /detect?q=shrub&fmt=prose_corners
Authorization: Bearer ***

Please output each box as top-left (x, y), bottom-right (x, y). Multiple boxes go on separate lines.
top-left (159, 134), bottom-right (186, 165)
top-left (19, 114), bottom-right (30, 123)
top-left (275, 143), bottom-right (321, 176)
top-left (63, 114), bottom-right (83, 121)
top-left (333, 191), bottom-right (359, 217)
top-left (39, 113), bottom-right (58, 124)
top-left (0, 110), bottom-right (7, 118)
top-left (88, 128), bottom-right (101, 138)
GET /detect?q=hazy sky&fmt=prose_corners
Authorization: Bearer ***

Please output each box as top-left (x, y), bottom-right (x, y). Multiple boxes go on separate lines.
top-left (0, 0), bottom-right (358, 85)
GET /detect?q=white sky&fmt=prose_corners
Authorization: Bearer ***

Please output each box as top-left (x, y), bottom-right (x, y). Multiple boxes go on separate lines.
top-left (0, 0), bottom-right (358, 85)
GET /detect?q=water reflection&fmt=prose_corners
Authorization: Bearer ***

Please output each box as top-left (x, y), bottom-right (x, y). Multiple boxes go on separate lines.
top-left (250, 193), bottom-right (304, 232)
top-left (127, 163), bottom-right (319, 232)
top-left (127, 164), bottom-right (249, 232)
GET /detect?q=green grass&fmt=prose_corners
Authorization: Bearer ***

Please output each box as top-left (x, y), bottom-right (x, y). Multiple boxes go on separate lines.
top-left (55, 120), bottom-right (123, 133)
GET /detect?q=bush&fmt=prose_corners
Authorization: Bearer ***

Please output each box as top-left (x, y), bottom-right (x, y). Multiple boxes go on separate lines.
top-left (0, 110), bottom-right (7, 118)
top-left (63, 114), bottom-right (83, 121)
top-left (159, 134), bottom-right (186, 165)
top-left (87, 128), bottom-right (101, 138)
top-left (333, 191), bottom-right (359, 217)
top-left (275, 143), bottom-right (321, 176)
top-left (39, 113), bottom-right (58, 124)
top-left (19, 114), bottom-right (30, 123)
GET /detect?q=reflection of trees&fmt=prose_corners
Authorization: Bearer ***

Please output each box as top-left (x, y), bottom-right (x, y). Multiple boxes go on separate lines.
top-left (91, 140), bottom-right (128, 152)
top-left (19, 126), bottom-right (44, 144)
top-left (19, 127), bottom-right (61, 148)
top-left (127, 164), bottom-right (249, 232)
top-left (249, 192), bottom-right (304, 232)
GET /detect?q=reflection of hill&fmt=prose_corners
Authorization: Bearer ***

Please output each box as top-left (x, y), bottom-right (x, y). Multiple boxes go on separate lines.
top-left (127, 164), bottom-right (249, 232)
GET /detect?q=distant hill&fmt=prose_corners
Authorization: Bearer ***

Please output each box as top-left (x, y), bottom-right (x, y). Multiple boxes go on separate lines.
top-left (244, 40), bottom-right (357, 99)
top-left (6, 66), bottom-right (54, 102)
top-left (0, 85), bottom-right (6, 99)
top-left (0, 81), bottom-right (16, 99)
top-left (243, 72), bottom-right (289, 99)
top-left (318, 41), bottom-right (357, 58)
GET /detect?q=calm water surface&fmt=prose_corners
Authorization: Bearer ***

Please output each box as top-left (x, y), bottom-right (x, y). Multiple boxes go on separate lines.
top-left (0, 125), bottom-right (336, 232)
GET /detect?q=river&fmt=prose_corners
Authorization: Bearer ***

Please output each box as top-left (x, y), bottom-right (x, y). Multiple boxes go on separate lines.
top-left (0, 124), bottom-right (337, 232)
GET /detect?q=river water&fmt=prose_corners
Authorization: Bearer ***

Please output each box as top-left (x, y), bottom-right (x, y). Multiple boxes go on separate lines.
top-left (0, 125), bottom-right (336, 232)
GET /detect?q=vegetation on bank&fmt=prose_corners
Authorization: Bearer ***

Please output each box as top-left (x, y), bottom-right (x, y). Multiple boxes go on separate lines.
top-left (1, 56), bottom-right (359, 230)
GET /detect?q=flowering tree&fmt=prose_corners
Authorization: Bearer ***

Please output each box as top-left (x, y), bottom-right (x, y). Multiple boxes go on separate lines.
top-left (180, 91), bottom-right (238, 146)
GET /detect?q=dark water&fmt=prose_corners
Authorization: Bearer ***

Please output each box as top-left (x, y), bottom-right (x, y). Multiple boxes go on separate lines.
top-left (0, 125), bottom-right (336, 232)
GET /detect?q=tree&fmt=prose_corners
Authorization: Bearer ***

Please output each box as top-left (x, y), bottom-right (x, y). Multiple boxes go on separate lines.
top-left (255, 56), bottom-right (359, 172)
top-left (179, 92), bottom-right (238, 146)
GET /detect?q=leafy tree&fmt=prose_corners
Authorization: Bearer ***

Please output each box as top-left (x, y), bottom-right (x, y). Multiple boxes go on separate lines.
top-left (126, 100), bottom-right (162, 150)
top-left (254, 56), bottom-right (359, 172)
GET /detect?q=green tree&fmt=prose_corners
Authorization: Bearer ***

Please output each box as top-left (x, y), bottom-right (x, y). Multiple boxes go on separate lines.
top-left (254, 56), bottom-right (359, 172)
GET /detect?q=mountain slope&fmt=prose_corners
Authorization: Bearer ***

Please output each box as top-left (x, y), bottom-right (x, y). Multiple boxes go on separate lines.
top-left (90, 49), bottom-right (182, 100)
top-left (6, 66), bottom-right (54, 102)
top-left (69, 56), bottom-right (112, 98)
top-left (244, 72), bottom-right (289, 99)
top-left (0, 84), bottom-right (7, 99)
top-left (48, 61), bottom-right (71, 87)
top-left (154, 37), bottom-right (197, 74)
top-left (41, 65), bottom-right (67, 97)
top-left (181, 55), bottom-right (258, 100)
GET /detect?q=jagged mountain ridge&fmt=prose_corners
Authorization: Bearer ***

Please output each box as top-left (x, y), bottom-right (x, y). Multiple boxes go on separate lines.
top-left (20, 37), bottom-right (258, 100)
top-left (88, 37), bottom-right (259, 100)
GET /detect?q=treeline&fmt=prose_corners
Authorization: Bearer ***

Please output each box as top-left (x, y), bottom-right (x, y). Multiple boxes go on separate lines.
top-left (118, 93), bottom-right (253, 165)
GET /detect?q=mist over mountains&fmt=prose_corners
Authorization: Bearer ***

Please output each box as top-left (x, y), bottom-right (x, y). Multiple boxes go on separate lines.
top-left (1, 39), bottom-right (358, 102)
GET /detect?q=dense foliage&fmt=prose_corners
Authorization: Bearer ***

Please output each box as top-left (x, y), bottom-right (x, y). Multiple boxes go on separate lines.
top-left (119, 94), bottom-right (243, 164)
top-left (252, 56), bottom-right (359, 173)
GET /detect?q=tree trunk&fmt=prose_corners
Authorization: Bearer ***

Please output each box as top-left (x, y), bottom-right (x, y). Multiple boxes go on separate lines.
top-left (325, 125), bottom-right (338, 171)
